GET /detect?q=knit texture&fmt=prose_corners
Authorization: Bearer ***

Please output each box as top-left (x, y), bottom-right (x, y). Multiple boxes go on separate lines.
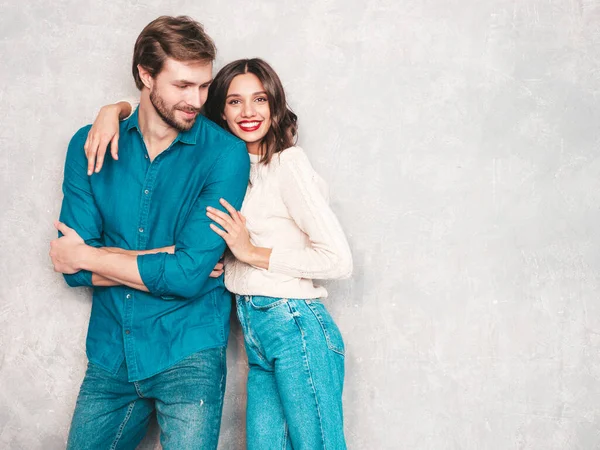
top-left (225, 146), bottom-right (352, 299)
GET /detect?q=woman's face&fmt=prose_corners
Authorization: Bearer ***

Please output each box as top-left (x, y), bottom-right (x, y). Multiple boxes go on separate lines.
top-left (222, 73), bottom-right (271, 154)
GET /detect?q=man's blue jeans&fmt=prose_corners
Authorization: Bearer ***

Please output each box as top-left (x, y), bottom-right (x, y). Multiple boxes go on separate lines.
top-left (236, 295), bottom-right (347, 450)
top-left (66, 347), bottom-right (226, 450)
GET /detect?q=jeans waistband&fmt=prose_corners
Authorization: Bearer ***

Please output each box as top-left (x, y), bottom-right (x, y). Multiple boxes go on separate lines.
top-left (235, 294), bottom-right (319, 303)
top-left (236, 294), bottom-right (283, 302)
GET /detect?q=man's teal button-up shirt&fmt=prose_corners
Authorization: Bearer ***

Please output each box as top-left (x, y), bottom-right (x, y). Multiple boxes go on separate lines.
top-left (59, 108), bottom-right (250, 381)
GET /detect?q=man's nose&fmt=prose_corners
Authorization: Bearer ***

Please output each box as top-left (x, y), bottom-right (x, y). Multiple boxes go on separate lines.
top-left (198, 90), bottom-right (209, 109)
top-left (187, 89), bottom-right (202, 109)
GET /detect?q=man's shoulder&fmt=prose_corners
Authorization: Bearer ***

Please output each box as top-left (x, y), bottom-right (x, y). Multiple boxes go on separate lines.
top-left (120, 114), bottom-right (135, 133)
top-left (70, 124), bottom-right (93, 144)
top-left (195, 116), bottom-right (245, 151)
top-left (66, 124), bottom-right (93, 158)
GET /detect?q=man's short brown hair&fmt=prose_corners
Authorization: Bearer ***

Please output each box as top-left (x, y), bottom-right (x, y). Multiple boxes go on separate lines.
top-left (132, 15), bottom-right (216, 90)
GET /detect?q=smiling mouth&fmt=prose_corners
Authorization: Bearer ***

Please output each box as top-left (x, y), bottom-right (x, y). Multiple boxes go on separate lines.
top-left (179, 109), bottom-right (199, 119)
top-left (238, 121), bottom-right (262, 132)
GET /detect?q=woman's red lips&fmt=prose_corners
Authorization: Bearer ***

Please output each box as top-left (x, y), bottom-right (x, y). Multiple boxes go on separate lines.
top-left (237, 121), bottom-right (262, 132)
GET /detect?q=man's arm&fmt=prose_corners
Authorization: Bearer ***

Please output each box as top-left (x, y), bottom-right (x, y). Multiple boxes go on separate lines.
top-left (72, 142), bottom-right (250, 298)
top-left (89, 246), bottom-right (175, 287)
top-left (56, 126), bottom-right (173, 288)
top-left (58, 126), bottom-right (105, 288)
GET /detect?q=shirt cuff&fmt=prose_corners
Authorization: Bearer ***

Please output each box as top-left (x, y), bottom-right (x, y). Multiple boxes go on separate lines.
top-left (63, 270), bottom-right (94, 288)
top-left (137, 252), bottom-right (166, 296)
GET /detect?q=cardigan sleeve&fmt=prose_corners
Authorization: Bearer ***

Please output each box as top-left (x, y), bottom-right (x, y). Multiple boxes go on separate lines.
top-left (267, 148), bottom-right (353, 280)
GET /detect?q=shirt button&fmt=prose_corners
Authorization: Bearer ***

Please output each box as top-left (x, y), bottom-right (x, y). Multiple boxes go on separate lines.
top-left (138, 227), bottom-right (144, 233)
top-left (125, 330), bottom-right (130, 335)
top-left (144, 189), bottom-right (149, 195)
top-left (144, 155), bottom-right (148, 159)
top-left (126, 294), bottom-right (131, 299)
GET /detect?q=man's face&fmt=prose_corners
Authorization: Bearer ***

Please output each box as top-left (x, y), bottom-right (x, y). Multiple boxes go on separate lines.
top-left (148, 58), bottom-right (213, 131)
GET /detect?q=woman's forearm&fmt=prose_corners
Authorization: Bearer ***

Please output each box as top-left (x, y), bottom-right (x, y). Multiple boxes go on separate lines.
top-left (244, 246), bottom-right (272, 270)
top-left (114, 101), bottom-right (133, 120)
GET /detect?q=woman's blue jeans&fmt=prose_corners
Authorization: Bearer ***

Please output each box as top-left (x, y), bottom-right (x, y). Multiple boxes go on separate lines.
top-left (236, 295), bottom-right (347, 450)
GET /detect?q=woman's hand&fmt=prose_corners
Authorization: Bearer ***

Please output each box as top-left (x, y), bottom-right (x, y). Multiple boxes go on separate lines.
top-left (206, 199), bottom-right (255, 264)
top-left (85, 101), bottom-right (131, 175)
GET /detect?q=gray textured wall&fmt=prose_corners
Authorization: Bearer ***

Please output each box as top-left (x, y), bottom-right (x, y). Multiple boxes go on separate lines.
top-left (1, 0), bottom-right (599, 449)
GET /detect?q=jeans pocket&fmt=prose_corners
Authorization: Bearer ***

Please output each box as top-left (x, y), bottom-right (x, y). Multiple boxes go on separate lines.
top-left (306, 300), bottom-right (345, 356)
top-left (248, 295), bottom-right (288, 310)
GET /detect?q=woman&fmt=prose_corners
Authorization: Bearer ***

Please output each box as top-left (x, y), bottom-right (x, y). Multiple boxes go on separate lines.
top-left (87, 58), bottom-right (352, 450)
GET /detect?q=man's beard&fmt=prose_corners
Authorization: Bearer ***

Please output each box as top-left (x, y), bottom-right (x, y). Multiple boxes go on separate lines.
top-left (149, 88), bottom-right (200, 132)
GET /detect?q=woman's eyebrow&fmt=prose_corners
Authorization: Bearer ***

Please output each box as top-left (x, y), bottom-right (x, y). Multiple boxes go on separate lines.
top-left (226, 91), bottom-right (267, 99)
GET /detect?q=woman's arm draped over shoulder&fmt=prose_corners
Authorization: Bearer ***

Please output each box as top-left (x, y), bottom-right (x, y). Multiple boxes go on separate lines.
top-left (85, 97), bottom-right (138, 174)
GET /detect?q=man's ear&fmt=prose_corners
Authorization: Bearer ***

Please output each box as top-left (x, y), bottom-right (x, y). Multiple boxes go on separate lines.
top-left (137, 64), bottom-right (153, 90)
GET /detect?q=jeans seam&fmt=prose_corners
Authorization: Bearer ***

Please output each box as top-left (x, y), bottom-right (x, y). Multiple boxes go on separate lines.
top-left (239, 300), bottom-right (270, 365)
top-left (289, 303), bottom-right (328, 449)
top-left (133, 381), bottom-right (145, 398)
top-left (216, 346), bottom-right (227, 435)
top-left (281, 422), bottom-right (289, 450)
top-left (110, 401), bottom-right (136, 450)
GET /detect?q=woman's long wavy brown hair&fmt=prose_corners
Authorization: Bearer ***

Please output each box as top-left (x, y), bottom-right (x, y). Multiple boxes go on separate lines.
top-left (204, 58), bottom-right (298, 164)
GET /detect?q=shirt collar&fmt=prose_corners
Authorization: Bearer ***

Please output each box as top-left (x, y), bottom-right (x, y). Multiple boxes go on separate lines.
top-left (125, 105), bottom-right (200, 146)
top-left (125, 106), bottom-right (140, 132)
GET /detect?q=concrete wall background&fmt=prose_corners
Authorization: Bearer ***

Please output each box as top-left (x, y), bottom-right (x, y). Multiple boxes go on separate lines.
top-left (1, 0), bottom-right (600, 448)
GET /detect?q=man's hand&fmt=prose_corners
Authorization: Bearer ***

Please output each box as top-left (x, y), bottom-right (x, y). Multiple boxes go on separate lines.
top-left (210, 259), bottom-right (224, 278)
top-left (50, 221), bottom-right (87, 274)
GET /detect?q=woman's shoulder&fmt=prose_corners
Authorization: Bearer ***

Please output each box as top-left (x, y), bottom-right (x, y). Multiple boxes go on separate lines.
top-left (274, 146), bottom-right (312, 170)
top-left (274, 146), bottom-right (328, 195)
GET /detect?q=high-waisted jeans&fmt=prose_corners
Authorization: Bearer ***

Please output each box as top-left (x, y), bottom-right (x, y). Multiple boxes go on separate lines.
top-left (236, 295), bottom-right (347, 450)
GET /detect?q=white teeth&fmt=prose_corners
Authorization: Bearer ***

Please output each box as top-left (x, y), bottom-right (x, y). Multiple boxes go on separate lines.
top-left (240, 122), bottom-right (260, 127)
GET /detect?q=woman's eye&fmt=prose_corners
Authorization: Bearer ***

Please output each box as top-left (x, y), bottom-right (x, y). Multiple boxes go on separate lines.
top-left (228, 99), bottom-right (240, 105)
top-left (256, 97), bottom-right (268, 103)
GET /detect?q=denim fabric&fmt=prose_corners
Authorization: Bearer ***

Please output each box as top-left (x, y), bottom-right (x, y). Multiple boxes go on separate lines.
top-left (59, 107), bottom-right (249, 381)
top-left (66, 347), bottom-right (226, 450)
top-left (236, 295), bottom-right (347, 450)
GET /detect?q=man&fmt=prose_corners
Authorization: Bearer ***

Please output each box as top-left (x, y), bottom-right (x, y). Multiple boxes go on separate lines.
top-left (49, 16), bottom-right (249, 449)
